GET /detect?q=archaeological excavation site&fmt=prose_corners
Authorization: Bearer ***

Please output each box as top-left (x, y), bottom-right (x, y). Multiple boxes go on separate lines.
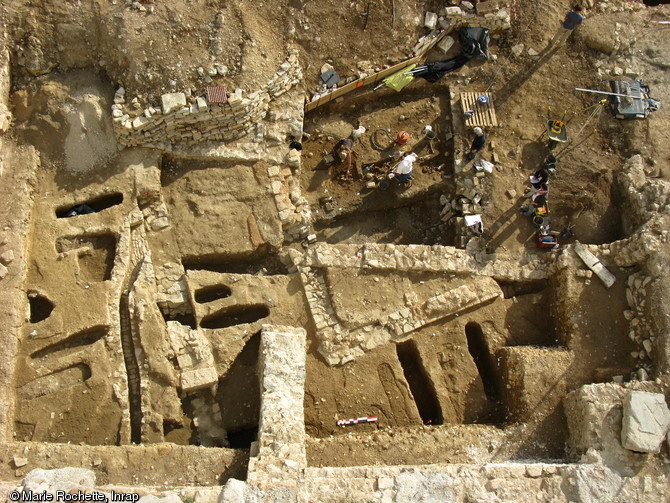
top-left (1, 0), bottom-right (670, 501)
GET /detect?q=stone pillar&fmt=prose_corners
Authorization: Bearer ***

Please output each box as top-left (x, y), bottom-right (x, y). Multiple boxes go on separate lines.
top-left (0, 37), bottom-right (11, 133)
top-left (247, 325), bottom-right (307, 486)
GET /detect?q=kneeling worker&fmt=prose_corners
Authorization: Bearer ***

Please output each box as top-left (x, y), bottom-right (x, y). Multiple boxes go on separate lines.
top-left (391, 152), bottom-right (417, 185)
top-left (466, 127), bottom-right (487, 162)
top-left (333, 138), bottom-right (359, 178)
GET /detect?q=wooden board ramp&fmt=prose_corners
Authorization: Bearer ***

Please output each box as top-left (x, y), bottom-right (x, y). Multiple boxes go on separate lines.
top-left (304, 29), bottom-right (448, 113)
top-left (460, 92), bottom-right (498, 128)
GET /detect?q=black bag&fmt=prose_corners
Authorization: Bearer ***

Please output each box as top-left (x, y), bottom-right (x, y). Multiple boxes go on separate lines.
top-left (414, 55), bottom-right (470, 82)
top-left (459, 27), bottom-right (490, 61)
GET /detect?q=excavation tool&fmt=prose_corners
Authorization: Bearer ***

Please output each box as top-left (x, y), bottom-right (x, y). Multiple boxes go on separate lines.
top-left (371, 129), bottom-right (410, 151)
top-left (337, 416), bottom-right (378, 426)
top-left (544, 108), bottom-right (571, 150)
top-left (423, 125), bottom-right (437, 154)
top-left (555, 100), bottom-right (607, 158)
top-left (362, 1), bottom-right (371, 30)
top-left (576, 80), bottom-right (660, 120)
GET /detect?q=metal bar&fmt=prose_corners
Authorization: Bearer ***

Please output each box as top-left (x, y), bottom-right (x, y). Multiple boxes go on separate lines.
top-left (575, 87), bottom-right (641, 99)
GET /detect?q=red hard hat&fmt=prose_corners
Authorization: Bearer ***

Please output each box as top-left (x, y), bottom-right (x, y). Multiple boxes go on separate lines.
top-left (397, 131), bottom-right (410, 145)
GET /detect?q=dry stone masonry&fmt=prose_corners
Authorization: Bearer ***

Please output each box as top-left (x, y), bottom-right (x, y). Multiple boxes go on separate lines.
top-left (112, 52), bottom-right (303, 149)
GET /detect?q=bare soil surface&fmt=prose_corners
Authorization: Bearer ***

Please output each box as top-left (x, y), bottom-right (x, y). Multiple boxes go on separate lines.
top-left (2, 0), bottom-right (670, 486)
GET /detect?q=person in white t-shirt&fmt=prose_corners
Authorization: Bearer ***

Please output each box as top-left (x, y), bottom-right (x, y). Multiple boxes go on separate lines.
top-left (391, 152), bottom-right (417, 184)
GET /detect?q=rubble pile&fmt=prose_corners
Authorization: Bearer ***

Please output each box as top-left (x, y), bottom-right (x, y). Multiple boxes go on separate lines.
top-left (624, 272), bottom-right (655, 380)
top-left (436, 2), bottom-right (512, 31)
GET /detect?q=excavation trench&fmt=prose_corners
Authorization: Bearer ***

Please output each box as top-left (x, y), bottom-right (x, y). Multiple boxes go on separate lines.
top-left (55, 193), bottom-right (124, 218)
top-left (31, 326), bottom-right (107, 359)
top-left (396, 340), bottom-right (443, 425)
top-left (201, 304), bottom-right (270, 330)
top-left (465, 322), bottom-right (505, 424)
top-left (315, 194), bottom-right (450, 245)
top-left (194, 285), bottom-right (232, 304)
top-left (218, 331), bottom-right (261, 448)
top-left (28, 292), bottom-right (54, 323)
top-left (182, 252), bottom-right (287, 276)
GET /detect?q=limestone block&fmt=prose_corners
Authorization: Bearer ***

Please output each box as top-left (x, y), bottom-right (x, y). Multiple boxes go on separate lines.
top-left (0, 262), bottom-right (8, 279)
top-left (424, 12), bottom-right (438, 29)
top-left (477, 0), bottom-right (500, 15)
top-left (286, 149), bottom-right (301, 168)
top-left (218, 479), bottom-right (250, 503)
top-left (22, 468), bottom-right (96, 494)
top-left (443, 6), bottom-right (463, 17)
top-left (437, 35), bottom-right (455, 53)
top-left (161, 92), bottom-right (187, 114)
top-left (13, 456), bottom-right (28, 467)
top-left (132, 116), bottom-right (150, 128)
top-left (0, 249), bottom-right (13, 265)
top-left (181, 367), bottom-right (218, 392)
top-left (622, 391), bottom-right (670, 453)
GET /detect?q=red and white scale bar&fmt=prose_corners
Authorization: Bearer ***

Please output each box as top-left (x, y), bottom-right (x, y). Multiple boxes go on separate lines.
top-left (337, 416), bottom-right (378, 427)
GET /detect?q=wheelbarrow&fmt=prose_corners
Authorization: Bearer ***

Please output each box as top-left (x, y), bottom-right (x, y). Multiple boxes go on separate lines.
top-left (545, 107), bottom-right (569, 150)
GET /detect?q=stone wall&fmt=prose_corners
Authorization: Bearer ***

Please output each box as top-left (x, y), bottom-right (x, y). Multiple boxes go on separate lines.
top-left (283, 243), bottom-right (550, 365)
top-left (564, 381), bottom-right (667, 474)
top-left (439, 2), bottom-right (512, 31)
top-left (246, 325), bottom-right (306, 494)
top-left (0, 37), bottom-right (11, 133)
top-left (0, 142), bottom-right (39, 442)
top-left (111, 52), bottom-right (303, 149)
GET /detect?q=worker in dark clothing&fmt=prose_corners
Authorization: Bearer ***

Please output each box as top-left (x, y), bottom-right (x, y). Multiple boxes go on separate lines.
top-left (465, 127), bottom-right (486, 162)
top-left (521, 192), bottom-right (547, 216)
top-left (546, 5), bottom-right (584, 50)
top-left (530, 168), bottom-right (550, 189)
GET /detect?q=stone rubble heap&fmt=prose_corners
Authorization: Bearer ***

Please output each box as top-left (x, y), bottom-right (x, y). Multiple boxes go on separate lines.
top-left (154, 262), bottom-right (190, 318)
top-left (436, 1), bottom-right (512, 31)
top-left (624, 272), bottom-right (655, 380)
top-left (0, 239), bottom-right (13, 281)
top-left (166, 322), bottom-right (225, 446)
top-left (617, 155), bottom-right (670, 231)
top-left (591, 0), bottom-right (646, 14)
top-left (166, 322), bottom-right (218, 393)
top-left (438, 165), bottom-right (492, 248)
top-left (111, 52), bottom-right (303, 149)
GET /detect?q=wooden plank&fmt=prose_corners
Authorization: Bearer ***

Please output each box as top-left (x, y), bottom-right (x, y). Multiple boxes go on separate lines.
top-left (304, 28), bottom-right (448, 113)
top-left (460, 92), bottom-right (498, 128)
top-left (305, 55), bottom-right (421, 112)
top-left (489, 98), bottom-right (498, 126)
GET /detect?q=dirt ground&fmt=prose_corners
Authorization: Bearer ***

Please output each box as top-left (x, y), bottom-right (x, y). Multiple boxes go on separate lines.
top-left (1, 0), bottom-right (670, 486)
